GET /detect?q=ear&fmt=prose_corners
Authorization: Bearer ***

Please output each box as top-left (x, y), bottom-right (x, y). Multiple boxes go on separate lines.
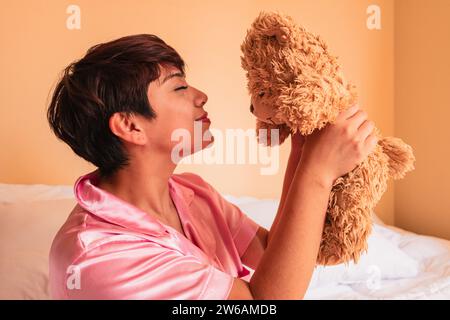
top-left (254, 11), bottom-right (299, 47)
top-left (108, 112), bottom-right (147, 145)
top-left (240, 11), bottom-right (300, 88)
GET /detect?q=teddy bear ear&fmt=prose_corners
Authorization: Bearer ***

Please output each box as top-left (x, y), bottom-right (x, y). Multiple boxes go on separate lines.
top-left (255, 11), bottom-right (296, 47)
top-left (266, 28), bottom-right (289, 46)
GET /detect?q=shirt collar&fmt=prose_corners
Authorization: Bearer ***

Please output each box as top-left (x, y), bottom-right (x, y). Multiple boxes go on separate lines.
top-left (73, 169), bottom-right (194, 236)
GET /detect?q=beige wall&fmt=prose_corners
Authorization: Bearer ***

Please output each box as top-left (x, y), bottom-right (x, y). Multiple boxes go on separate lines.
top-left (3, 0), bottom-right (431, 232)
top-left (394, 0), bottom-right (450, 239)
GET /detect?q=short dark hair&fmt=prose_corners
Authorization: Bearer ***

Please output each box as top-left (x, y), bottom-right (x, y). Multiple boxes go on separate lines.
top-left (47, 34), bottom-right (186, 178)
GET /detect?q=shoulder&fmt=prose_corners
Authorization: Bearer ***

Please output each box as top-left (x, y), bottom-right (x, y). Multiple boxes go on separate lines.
top-left (50, 204), bottom-right (149, 267)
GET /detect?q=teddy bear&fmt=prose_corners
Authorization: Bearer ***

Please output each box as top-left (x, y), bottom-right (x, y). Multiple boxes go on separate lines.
top-left (240, 11), bottom-right (415, 265)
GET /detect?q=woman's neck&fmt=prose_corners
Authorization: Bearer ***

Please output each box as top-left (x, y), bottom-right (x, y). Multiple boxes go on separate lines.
top-left (96, 153), bottom-right (178, 220)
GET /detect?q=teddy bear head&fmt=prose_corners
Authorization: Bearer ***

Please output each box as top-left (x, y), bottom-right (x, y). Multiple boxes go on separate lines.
top-left (240, 11), bottom-right (358, 143)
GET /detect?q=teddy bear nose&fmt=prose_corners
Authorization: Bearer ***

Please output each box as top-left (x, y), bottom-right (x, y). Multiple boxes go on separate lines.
top-left (250, 104), bottom-right (254, 114)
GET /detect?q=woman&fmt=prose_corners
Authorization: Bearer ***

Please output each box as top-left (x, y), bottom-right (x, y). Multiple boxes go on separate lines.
top-left (47, 34), bottom-right (377, 299)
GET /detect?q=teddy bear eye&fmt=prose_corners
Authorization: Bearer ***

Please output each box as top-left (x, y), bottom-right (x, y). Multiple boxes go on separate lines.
top-left (258, 91), bottom-right (265, 97)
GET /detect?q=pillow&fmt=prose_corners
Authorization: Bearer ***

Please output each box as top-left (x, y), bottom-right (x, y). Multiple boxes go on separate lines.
top-left (374, 223), bottom-right (450, 261)
top-left (308, 232), bottom-right (420, 289)
top-left (0, 183), bottom-right (73, 203)
top-left (224, 195), bottom-right (420, 288)
top-left (0, 198), bottom-right (76, 299)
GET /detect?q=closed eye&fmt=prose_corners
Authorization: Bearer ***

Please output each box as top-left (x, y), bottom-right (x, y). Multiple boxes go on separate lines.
top-left (175, 86), bottom-right (188, 91)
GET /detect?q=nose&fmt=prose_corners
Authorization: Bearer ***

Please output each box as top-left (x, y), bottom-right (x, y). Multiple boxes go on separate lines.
top-left (194, 87), bottom-right (208, 108)
top-left (250, 104), bottom-right (254, 114)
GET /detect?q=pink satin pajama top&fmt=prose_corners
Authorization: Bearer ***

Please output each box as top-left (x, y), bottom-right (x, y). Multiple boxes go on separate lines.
top-left (49, 170), bottom-right (261, 299)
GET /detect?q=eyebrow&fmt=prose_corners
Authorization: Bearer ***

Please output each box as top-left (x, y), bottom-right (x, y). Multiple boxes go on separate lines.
top-left (160, 72), bottom-right (185, 85)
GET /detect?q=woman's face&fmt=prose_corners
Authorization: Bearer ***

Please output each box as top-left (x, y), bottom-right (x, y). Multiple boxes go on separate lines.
top-left (145, 64), bottom-right (213, 162)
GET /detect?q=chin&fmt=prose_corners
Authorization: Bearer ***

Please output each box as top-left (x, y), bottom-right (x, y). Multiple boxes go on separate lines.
top-left (203, 135), bottom-right (214, 149)
top-left (195, 132), bottom-right (213, 151)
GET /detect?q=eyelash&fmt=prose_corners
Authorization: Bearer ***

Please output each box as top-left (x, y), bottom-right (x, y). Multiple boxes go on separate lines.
top-left (175, 86), bottom-right (188, 91)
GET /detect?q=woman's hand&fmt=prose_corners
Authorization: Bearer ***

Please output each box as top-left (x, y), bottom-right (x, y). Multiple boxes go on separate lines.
top-left (299, 105), bottom-right (378, 187)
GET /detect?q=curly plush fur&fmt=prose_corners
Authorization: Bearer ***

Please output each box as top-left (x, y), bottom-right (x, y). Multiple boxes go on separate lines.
top-left (240, 11), bottom-right (415, 265)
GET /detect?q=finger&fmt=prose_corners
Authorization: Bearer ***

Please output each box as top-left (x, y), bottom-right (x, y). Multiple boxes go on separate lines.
top-left (362, 132), bottom-right (379, 154)
top-left (356, 120), bottom-right (374, 141)
top-left (348, 109), bottom-right (368, 131)
top-left (336, 104), bottom-right (359, 121)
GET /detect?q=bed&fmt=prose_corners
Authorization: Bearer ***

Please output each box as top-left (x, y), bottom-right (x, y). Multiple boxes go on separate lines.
top-left (0, 182), bottom-right (449, 300)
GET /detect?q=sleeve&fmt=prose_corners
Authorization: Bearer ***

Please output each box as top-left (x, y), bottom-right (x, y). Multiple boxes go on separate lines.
top-left (64, 238), bottom-right (234, 300)
top-left (188, 173), bottom-right (261, 258)
top-left (222, 200), bottom-right (261, 258)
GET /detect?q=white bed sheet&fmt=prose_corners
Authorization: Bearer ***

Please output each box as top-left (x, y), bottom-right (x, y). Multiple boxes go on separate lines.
top-left (223, 194), bottom-right (450, 300)
top-left (305, 224), bottom-right (450, 299)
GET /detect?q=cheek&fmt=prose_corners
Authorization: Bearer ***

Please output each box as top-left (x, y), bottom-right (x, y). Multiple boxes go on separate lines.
top-left (165, 121), bottom-right (214, 159)
top-left (147, 104), bottom-right (212, 155)
top-left (157, 118), bottom-right (209, 150)
top-left (165, 120), bottom-right (192, 146)
top-left (145, 115), bottom-right (183, 150)
top-left (153, 106), bottom-right (192, 136)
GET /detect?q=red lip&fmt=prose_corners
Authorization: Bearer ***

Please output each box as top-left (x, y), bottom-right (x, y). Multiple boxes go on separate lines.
top-left (195, 112), bottom-right (209, 121)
